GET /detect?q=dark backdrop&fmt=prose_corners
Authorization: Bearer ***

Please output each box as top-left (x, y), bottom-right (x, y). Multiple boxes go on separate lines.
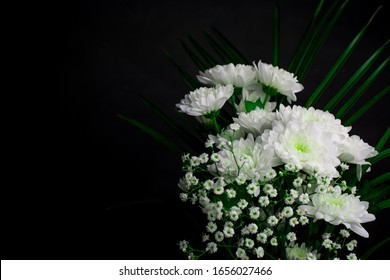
top-left (4, 0), bottom-right (389, 260)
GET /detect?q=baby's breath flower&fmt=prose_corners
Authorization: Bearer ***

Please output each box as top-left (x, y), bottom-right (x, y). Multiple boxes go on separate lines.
top-left (282, 206), bottom-right (294, 218)
top-left (289, 217), bottom-right (299, 227)
top-left (340, 229), bottom-right (350, 238)
top-left (259, 196), bottom-right (270, 207)
top-left (206, 222), bottom-right (217, 233)
top-left (226, 188), bottom-right (237, 199)
top-left (180, 193), bottom-right (188, 202)
top-left (270, 237), bottom-right (278, 246)
top-left (179, 240), bottom-right (189, 252)
top-left (236, 248), bottom-right (249, 260)
top-left (287, 232), bottom-right (297, 242)
top-left (206, 242), bottom-right (218, 254)
top-left (255, 246), bottom-right (265, 258)
top-left (290, 189), bottom-right (299, 199)
top-left (215, 231), bottom-right (224, 242)
top-left (347, 253), bottom-right (357, 260)
top-left (264, 228), bottom-right (274, 236)
top-left (299, 193), bottom-right (310, 204)
top-left (293, 177), bottom-right (303, 187)
top-left (202, 234), bottom-right (210, 242)
top-left (346, 241), bottom-right (356, 251)
top-left (238, 199), bottom-right (249, 209)
top-left (211, 153), bottom-right (220, 162)
top-left (284, 196), bottom-right (295, 205)
top-left (248, 223), bottom-right (259, 234)
top-left (236, 174), bottom-right (247, 185)
top-left (246, 182), bottom-right (260, 196)
top-left (213, 186), bottom-right (224, 195)
top-left (190, 156), bottom-right (201, 167)
top-left (204, 179), bottom-right (213, 190)
top-left (322, 233), bottom-right (331, 240)
top-left (199, 153), bottom-right (209, 163)
top-left (296, 208), bottom-right (306, 216)
top-left (322, 239), bottom-right (333, 249)
top-left (245, 238), bottom-right (255, 249)
top-left (268, 188), bottom-right (278, 197)
top-left (223, 227), bottom-right (235, 238)
top-left (267, 215), bottom-right (279, 226)
top-left (257, 232), bottom-right (268, 244)
top-left (299, 215), bottom-right (309, 225)
top-left (230, 123), bottom-right (240, 131)
top-left (249, 207), bottom-right (261, 220)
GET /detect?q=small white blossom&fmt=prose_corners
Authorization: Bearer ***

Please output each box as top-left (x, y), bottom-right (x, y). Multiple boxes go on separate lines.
top-left (282, 207), bottom-right (294, 218)
top-left (206, 242), bottom-right (218, 254)
top-left (299, 193), bottom-right (310, 204)
top-left (206, 222), bottom-right (217, 233)
top-left (340, 229), bottom-right (350, 238)
top-left (256, 232), bottom-right (268, 244)
top-left (245, 238), bottom-right (255, 249)
top-left (347, 253), bottom-right (357, 260)
top-left (255, 246), bottom-right (265, 258)
top-left (299, 215), bottom-right (309, 225)
top-left (287, 232), bottom-right (297, 242)
top-left (259, 196), bottom-right (270, 207)
top-left (248, 223), bottom-right (259, 234)
top-left (270, 237), bottom-right (278, 246)
top-left (179, 240), bottom-right (189, 252)
top-left (285, 196), bottom-right (295, 205)
top-left (322, 239), bottom-right (333, 249)
top-left (226, 188), bottom-right (237, 199)
top-left (236, 247), bottom-right (249, 260)
top-left (238, 199), bottom-right (249, 209)
top-left (215, 231), bottom-right (224, 242)
top-left (264, 228), bottom-right (274, 236)
top-left (223, 227), bottom-right (235, 238)
top-left (249, 207), bottom-right (261, 220)
top-left (267, 215), bottom-right (279, 226)
top-left (289, 217), bottom-right (299, 227)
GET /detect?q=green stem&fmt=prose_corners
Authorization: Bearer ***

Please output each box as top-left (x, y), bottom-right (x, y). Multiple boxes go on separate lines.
top-left (212, 115), bottom-right (220, 134)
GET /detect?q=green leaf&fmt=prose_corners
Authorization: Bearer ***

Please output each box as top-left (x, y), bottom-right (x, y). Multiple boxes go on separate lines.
top-left (118, 114), bottom-right (182, 153)
top-left (202, 31), bottom-right (232, 64)
top-left (344, 86), bottom-right (390, 126)
top-left (288, 0), bottom-right (325, 72)
top-left (376, 199), bottom-right (390, 210)
top-left (324, 39), bottom-right (389, 113)
top-left (368, 172), bottom-right (390, 188)
top-left (188, 35), bottom-right (219, 67)
top-left (272, 0), bottom-right (280, 66)
top-left (138, 95), bottom-right (204, 150)
top-left (211, 26), bottom-right (250, 64)
top-left (306, 4), bottom-right (382, 107)
top-left (336, 56), bottom-right (389, 119)
top-left (369, 148), bottom-right (390, 165)
top-left (295, 0), bottom-right (348, 82)
top-left (179, 39), bottom-right (208, 71)
top-left (375, 126), bottom-right (390, 152)
top-left (164, 49), bottom-right (200, 90)
top-left (361, 236), bottom-right (390, 260)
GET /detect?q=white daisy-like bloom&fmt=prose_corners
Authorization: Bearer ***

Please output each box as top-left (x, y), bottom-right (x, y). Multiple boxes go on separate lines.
top-left (176, 84), bottom-right (234, 116)
top-left (208, 134), bottom-right (275, 182)
top-left (285, 243), bottom-right (320, 260)
top-left (276, 105), bottom-right (351, 142)
top-left (263, 120), bottom-right (341, 178)
top-left (339, 135), bottom-right (378, 165)
top-left (299, 192), bottom-right (376, 238)
top-left (206, 242), bottom-right (218, 254)
top-left (254, 61), bottom-right (303, 103)
top-left (233, 107), bottom-right (275, 137)
top-left (197, 63), bottom-right (258, 89)
top-left (254, 246), bottom-right (265, 258)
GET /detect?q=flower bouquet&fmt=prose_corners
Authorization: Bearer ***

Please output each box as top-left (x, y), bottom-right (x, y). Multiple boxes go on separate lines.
top-left (121, 0), bottom-right (389, 260)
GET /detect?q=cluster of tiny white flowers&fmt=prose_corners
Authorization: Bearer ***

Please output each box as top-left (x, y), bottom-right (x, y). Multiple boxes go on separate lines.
top-left (176, 62), bottom-right (377, 260)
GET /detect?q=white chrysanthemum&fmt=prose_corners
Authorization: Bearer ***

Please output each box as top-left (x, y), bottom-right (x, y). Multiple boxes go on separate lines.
top-left (286, 243), bottom-right (320, 260)
top-left (276, 105), bottom-right (351, 142)
top-left (299, 192), bottom-right (375, 238)
top-left (254, 61), bottom-right (303, 103)
top-left (263, 121), bottom-right (341, 178)
top-left (233, 107), bottom-right (275, 137)
top-left (197, 63), bottom-right (258, 88)
top-left (235, 87), bottom-right (277, 113)
top-left (176, 84), bottom-right (234, 116)
top-left (339, 135), bottom-right (378, 165)
top-left (208, 134), bottom-right (274, 182)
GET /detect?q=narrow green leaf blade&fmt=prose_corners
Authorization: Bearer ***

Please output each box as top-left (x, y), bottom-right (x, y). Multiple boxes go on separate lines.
top-left (288, 0), bottom-right (325, 72)
top-left (188, 35), bottom-right (219, 67)
top-left (164, 49), bottom-right (200, 91)
top-left (368, 172), bottom-right (390, 188)
top-left (361, 236), bottom-right (390, 260)
top-left (336, 56), bottom-right (389, 119)
top-left (118, 114), bottom-right (182, 153)
top-left (202, 31), bottom-right (233, 64)
top-left (344, 86), bottom-right (389, 126)
top-left (179, 39), bottom-right (208, 71)
top-left (376, 199), bottom-right (390, 210)
top-left (376, 126), bottom-right (390, 152)
top-left (211, 26), bottom-right (250, 64)
top-left (324, 39), bottom-right (389, 112)
top-left (369, 148), bottom-right (390, 165)
top-left (306, 5), bottom-right (382, 107)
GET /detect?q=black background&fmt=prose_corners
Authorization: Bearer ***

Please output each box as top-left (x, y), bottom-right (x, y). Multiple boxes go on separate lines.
top-left (4, 0), bottom-right (389, 260)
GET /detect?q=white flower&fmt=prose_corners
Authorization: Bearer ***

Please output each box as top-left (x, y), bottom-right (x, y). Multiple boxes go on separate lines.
top-left (339, 135), bottom-right (378, 165)
top-left (267, 215), bottom-right (279, 226)
top-left (249, 206), bottom-right (261, 219)
top-left (256, 232), bottom-right (267, 244)
top-left (255, 246), bottom-right (264, 258)
top-left (206, 222), bottom-right (217, 233)
top-left (259, 196), bottom-right (270, 207)
top-left (215, 231), bottom-right (224, 242)
top-left (238, 199), bottom-right (249, 209)
top-left (282, 206), bottom-right (294, 218)
top-left (270, 237), bottom-right (278, 246)
top-left (236, 247), bottom-right (249, 260)
top-left (347, 253), bottom-right (357, 260)
top-left (206, 242), bottom-right (218, 254)
top-left (179, 240), bottom-right (189, 252)
top-left (223, 226), bottom-right (235, 238)
top-left (299, 216), bottom-right (309, 225)
top-left (233, 107), bottom-right (275, 137)
top-left (289, 217), bottom-right (299, 227)
top-left (299, 192), bottom-right (376, 238)
top-left (263, 120), bottom-right (341, 178)
top-left (254, 61), bottom-right (303, 103)
top-left (286, 232), bottom-right (297, 242)
top-left (197, 63), bottom-right (258, 88)
top-left (176, 84), bottom-right (234, 116)
top-left (245, 238), bottom-right (255, 249)
top-left (208, 134), bottom-right (274, 181)
top-left (340, 229), bottom-right (350, 238)
top-left (286, 243), bottom-right (320, 260)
